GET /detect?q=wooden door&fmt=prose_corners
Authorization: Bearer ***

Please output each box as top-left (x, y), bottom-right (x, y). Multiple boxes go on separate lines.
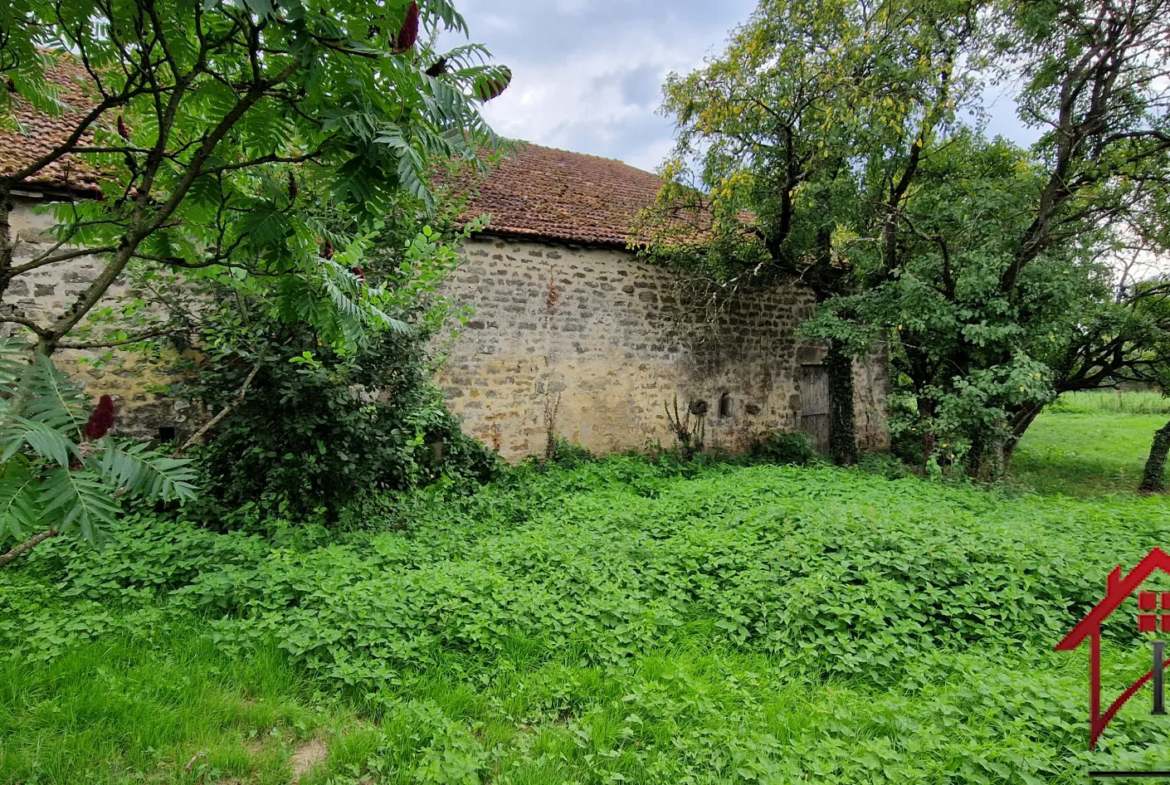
top-left (800, 364), bottom-right (831, 455)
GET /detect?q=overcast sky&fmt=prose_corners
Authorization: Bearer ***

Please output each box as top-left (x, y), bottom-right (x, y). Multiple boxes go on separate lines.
top-left (448, 0), bottom-right (1039, 174)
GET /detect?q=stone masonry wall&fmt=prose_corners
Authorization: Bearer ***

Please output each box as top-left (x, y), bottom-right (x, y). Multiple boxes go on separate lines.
top-left (4, 199), bottom-right (889, 456)
top-left (435, 234), bottom-right (888, 462)
top-left (2, 198), bottom-right (194, 439)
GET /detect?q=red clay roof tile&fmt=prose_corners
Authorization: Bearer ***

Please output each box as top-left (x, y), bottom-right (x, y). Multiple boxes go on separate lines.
top-left (457, 143), bottom-right (667, 246)
top-left (3, 62), bottom-right (674, 245)
top-left (1, 58), bottom-right (103, 196)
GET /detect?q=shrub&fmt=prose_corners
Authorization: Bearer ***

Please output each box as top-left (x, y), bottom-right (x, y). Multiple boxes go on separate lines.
top-left (183, 327), bottom-right (499, 522)
top-left (545, 436), bottom-right (594, 468)
top-left (747, 429), bottom-right (816, 465)
top-left (175, 224), bottom-right (501, 523)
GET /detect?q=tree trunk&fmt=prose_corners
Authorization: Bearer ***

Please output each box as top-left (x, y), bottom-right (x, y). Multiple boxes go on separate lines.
top-left (917, 397), bottom-right (937, 462)
top-left (1140, 420), bottom-right (1170, 493)
top-left (985, 432), bottom-right (1006, 480)
top-left (966, 433), bottom-right (985, 479)
top-left (0, 188), bottom-right (14, 300)
top-left (1003, 402), bottom-right (1045, 470)
top-left (0, 527), bottom-right (57, 569)
top-left (966, 430), bottom-right (1008, 481)
top-left (826, 339), bottom-right (859, 466)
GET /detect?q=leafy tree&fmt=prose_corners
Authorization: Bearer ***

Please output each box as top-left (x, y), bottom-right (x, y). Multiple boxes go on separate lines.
top-left (817, 132), bottom-right (1152, 470)
top-left (651, 0), bottom-right (1170, 475)
top-left (0, 341), bottom-right (197, 568)
top-left (0, 0), bottom-right (510, 355)
top-left (638, 0), bottom-right (977, 465)
top-left (821, 0), bottom-right (1170, 475)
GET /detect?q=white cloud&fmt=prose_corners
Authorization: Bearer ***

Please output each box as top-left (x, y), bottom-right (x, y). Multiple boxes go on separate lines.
top-left (445, 1), bottom-right (1040, 170)
top-left (445, 0), bottom-right (756, 169)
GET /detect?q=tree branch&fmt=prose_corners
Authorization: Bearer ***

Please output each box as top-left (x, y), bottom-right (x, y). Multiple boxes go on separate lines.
top-left (0, 315), bottom-right (51, 338)
top-left (177, 355), bottom-right (265, 453)
top-left (0, 527), bottom-right (58, 570)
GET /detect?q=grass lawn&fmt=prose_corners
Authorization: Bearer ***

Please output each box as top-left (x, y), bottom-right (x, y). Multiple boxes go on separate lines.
top-left (1012, 411), bottom-right (1165, 496)
top-left (4, 419), bottom-right (1170, 783)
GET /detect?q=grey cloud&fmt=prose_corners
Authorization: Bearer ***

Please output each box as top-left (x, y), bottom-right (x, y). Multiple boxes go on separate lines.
top-left (618, 64), bottom-right (665, 107)
top-left (440, 0), bottom-right (757, 167)
top-left (587, 63), bottom-right (665, 107)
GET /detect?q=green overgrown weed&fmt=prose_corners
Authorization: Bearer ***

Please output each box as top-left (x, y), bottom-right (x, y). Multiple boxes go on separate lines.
top-left (5, 451), bottom-right (1170, 782)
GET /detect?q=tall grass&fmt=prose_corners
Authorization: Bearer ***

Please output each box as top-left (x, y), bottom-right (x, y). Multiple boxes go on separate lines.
top-left (1048, 389), bottom-right (1170, 415)
top-left (0, 621), bottom-right (334, 784)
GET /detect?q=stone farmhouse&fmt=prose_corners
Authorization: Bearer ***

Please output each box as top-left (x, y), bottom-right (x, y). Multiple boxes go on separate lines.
top-left (1, 66), bottom-right (887, 461)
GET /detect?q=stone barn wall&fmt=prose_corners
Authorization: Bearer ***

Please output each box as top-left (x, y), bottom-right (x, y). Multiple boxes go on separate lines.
top-left (1, 198), bottom-right (194, 439)
top-left (3, 200), bottom-right (889, 458)
top-left (434, 234), bottom-right (888, 462)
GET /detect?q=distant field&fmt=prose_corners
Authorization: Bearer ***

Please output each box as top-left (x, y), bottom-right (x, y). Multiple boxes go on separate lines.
top-left (1013, 408), bottom-right (1167, 496)
top-left (1049, 390), bottom-right (1170, 415)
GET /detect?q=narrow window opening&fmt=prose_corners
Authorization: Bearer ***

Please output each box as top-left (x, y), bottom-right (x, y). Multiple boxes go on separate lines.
top-left (719, 392), bottom-right (732, 418)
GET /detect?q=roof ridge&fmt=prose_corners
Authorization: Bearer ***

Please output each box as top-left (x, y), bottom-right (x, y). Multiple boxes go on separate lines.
top-left (506, 140), bottom-right (660, 176)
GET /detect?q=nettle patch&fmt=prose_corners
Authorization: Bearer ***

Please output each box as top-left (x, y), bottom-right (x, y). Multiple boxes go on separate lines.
top-left (7, 460), bottom-right (1165, 686)
top-left (6, 458), bottom-right (1170, 783)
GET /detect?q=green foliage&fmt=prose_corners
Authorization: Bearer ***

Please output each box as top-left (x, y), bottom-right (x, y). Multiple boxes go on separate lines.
top-left (3, 456), bottom-right (1154, 681)
top-left (808, 132), bottom-right (1133, 465)
top-left (177, 225), bottom-right (499, 523)
top-left (543, 436), bottom-right (594, 469)
top-left (0, 0), bottom-right (510, 354)
top-left (181, 329), bottom-right (498, 523)
top-left (6, 448), bottom-right (1170, 781)
top-left (0, 342), bottom-right (196, 546)
top-left (7, 424), bottom-right (1170, 781)
top-left (641, 0), bottom-right (971, 288)
top-left (747, 429), bottom-right (815, 466)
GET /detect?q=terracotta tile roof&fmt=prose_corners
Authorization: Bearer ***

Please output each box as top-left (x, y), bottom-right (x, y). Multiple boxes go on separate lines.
top-left (1, 57), bottom-right (103, 196)
top-left (457, 143), bottom-right (669, 247)
top-left (2, 62), bottom-right (681, 245)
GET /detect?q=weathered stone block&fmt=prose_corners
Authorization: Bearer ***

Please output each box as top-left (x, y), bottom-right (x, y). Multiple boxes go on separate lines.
top-left (12, 192), bottom-right (887, 460)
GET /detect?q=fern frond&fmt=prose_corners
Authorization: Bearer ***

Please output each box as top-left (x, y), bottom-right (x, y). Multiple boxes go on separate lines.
top-left (40, 466), bottom-right (121, 544)
top-left (0, 458), bottom-right (42, 540)
top-left (14, 355), bottom-right (89, 436)
top-left (0, 413), bottom-right (80, 467)
top-left (0, 338), bottom-right (29, 390)
top-left (96, 440), bottom-right (199, 503)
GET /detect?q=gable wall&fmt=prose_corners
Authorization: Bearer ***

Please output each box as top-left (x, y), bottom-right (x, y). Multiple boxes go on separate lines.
top-left (435, 234), bottom-right (888, 461)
